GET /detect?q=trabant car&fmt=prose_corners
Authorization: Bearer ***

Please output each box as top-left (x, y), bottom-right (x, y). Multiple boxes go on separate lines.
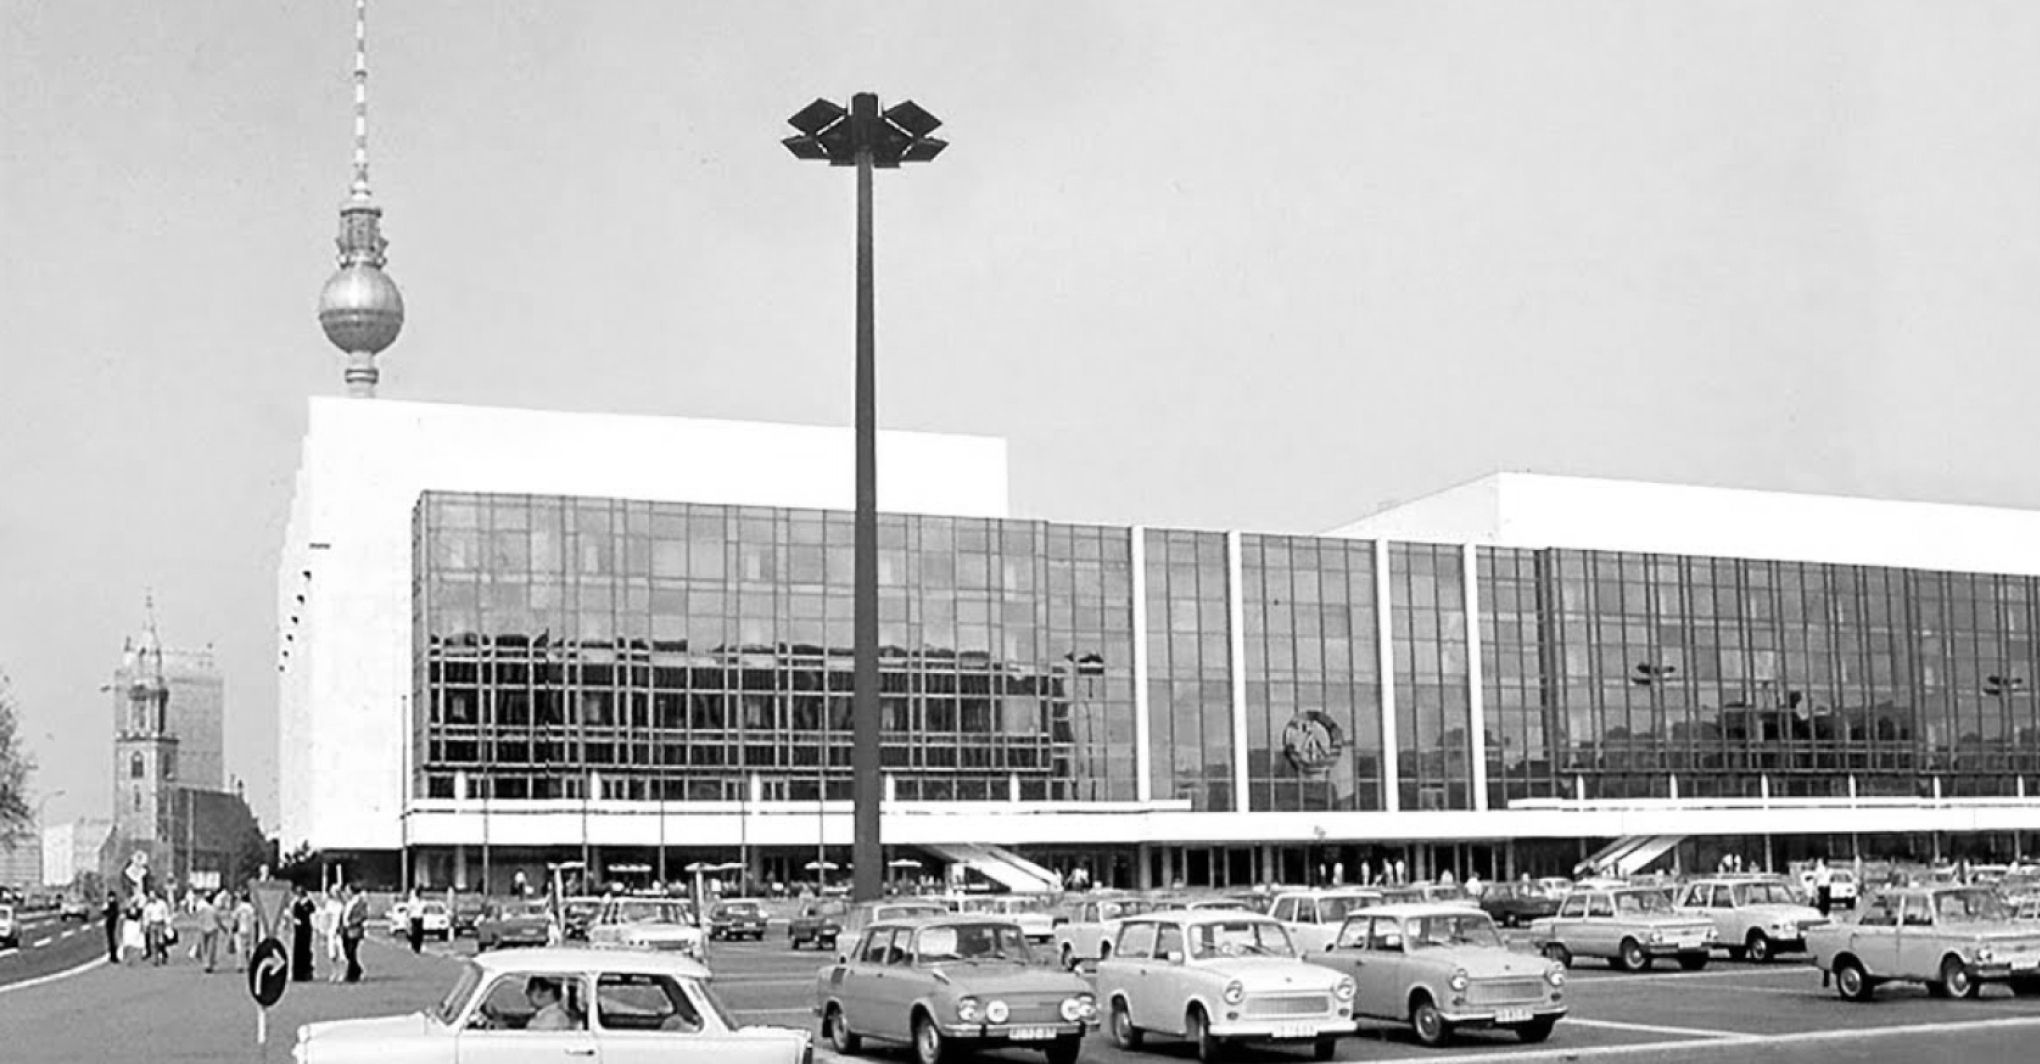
top-left (1267, 889), bottom-right (1385, 954)
top-left (1809, 887), bottom-right (2040, 1001)
top-left (1479, 881), bottom-right (1563, 928)
top-left (1314, 904), bottom-right (1566, 1047)
top-left (588, 897), bottom-right (705, 960)
top-left (475, 899), bottom-right (556, 952)
top-left (416, 900), bottom-right (454, 941)
top-left (789, 899), bottom-right (848, 950)
top-left (291, 947), bottom-right (811, 1064)
top-left (838, 900), bottom-right (951, 948)
top-left (815, 916), bottom-right (1095, 1064)
top-left (1052, 894), bottom-right (1155, 969)
top-left (710, 899), bottom-right (770, 942)
top-left (1095, 910), bottom-right (1355, 1063)
top-left (1527, 888), bottom-right (1716, 972)
top-left (1675, 877), bottom-right (1828, 962)
top-left (947, 895), bottom-right (1059, 946)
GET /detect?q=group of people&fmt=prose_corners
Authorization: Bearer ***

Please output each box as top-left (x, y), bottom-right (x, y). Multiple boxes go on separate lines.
top-left (99, 882), bottom-right (374, 983)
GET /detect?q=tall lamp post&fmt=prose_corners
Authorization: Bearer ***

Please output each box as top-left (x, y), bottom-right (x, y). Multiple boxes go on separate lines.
top-left (783, 93), bottom-right (947, 902)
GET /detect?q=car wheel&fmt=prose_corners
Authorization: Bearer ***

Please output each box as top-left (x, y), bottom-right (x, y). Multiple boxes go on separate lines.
top-left (789, 934), bottom-right (801, 950)
top-left (1542, 943), bottom-right (1572, 969)
top-left (1678, 954), bottom-right (1708, 971)
top-left (1617, 938), bottom-right (1650, 973)
top-left (1312, 1036), bottom-right (1338, 1061)
top-left (1834, 959), bottom-right (1875, 1003)
top-left (1188, 1005), bottom-right (1224, 1064)
top-left (1940, 956), bottom-right (1978, 1000)
top-left (1515, 1017), bottom-right (1557, 1044)
top-left (1410, 995), bottom-right (1452, 1048)
top-left (1045, 1035), bottom-right (1082, 1064)
top-left (1109, 998), bottom-right (1143, 1050)
top-left (827, 1005), bottom-right (862, 1055)
top-left (1746, 932), bottom-right (1773, 963)
top-left (914, 1013), bottom-right (952, 1064)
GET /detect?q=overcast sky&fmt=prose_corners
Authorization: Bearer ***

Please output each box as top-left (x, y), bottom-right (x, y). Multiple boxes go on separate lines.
top-left (6, 1), bottom-right (2040, 830)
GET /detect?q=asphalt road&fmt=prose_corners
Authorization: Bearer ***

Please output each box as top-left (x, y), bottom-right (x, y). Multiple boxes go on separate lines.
top-left (0, 911), bottom-right (103, 990)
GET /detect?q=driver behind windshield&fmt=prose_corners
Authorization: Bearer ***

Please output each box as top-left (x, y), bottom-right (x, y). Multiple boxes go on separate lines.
top-left (525, 976), bottom-right (574, 1031)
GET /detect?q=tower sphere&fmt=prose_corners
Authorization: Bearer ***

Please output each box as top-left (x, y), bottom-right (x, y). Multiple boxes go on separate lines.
top-left (318, 263), bottom-right (405, 354)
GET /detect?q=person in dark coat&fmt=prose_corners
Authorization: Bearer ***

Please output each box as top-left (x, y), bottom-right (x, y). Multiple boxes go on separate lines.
top-left (290, 885), bottom-right (317, 981)
top-left (102, 891), bottom-right (121, 964)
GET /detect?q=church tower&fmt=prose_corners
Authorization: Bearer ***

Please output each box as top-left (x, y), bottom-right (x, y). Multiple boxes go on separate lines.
top-left (112, 597), bottom-right (180, 891)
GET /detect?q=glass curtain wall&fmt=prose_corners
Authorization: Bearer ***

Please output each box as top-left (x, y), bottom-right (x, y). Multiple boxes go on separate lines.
top-left (1389, 543), bottom-right (1474, 810)
top-left (1142, 529), bottom-right (1235, 811)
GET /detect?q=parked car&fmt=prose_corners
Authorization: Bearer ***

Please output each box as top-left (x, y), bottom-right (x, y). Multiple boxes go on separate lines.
top-left (1094, 909), bottom-right (1354, 1063)
top-left (59, 895), bottom-right (90, 923)
top-left (475, 899), bottom-right (556, 952)
top-left (1314, 904), bottom-right (1566, 1046)
top-left (1052, 895), bottom-right (1154, 969)
top-left (1527, 887), bottom-right (1716, 972)
top-left (945, 895), bottom-right (1059, 946)
top-left (386, 901), bottom-right (410, 937)
top-left (1675, 877), bottom-right (1829, 962)
top-left (1478, 881), bottom-right (1563, 928)
top-left (561, 897), bottom-right (602, 942)
top-left (788, 899), bottom-right (848, 951)
top-left (838, 900), bottom-right (952, 948)
top-left (0, 903), bottom-right (17, 948)
top-left (588, 897), bottom-right (706, 960)
top-left (291, 946), bottom-right (812, 1064)
top-left (816, 915), bottom-right (1095, 1064)
top-left (1809, 886), bottom-right (2040, 1001)
top-left (416, 900), bottom-right (454, 941)
top-left (452, 894), bottom-right (488, 937)
top-left (709, 899), bottom-right (769, 942)
top-left (1267, 889), bottom-right (1385, 954)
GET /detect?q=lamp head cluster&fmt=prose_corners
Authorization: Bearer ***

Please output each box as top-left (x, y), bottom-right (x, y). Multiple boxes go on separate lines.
top-left (783, 93), bottom-right (947, 167)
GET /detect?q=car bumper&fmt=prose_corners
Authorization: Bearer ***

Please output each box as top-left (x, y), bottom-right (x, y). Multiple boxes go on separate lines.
top-left (1644, 941), bottom-right (1713, 956)
top-left (1437, 1005), bottom-right (1567, 1027)
top-left (935, 1021), bottom-right (1088, 1042)
top-left (1207, 1017), bottom-right (1352, 1041)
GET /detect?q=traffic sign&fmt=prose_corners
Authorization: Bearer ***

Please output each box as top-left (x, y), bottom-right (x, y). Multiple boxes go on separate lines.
top-left (248, 938), bottom-right (289, 1008)
top-left (249, 877), bottom-right (293, 941)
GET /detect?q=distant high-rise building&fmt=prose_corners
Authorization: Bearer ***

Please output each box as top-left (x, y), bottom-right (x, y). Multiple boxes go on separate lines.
top-left (41, 818), bottom-right (114, 888)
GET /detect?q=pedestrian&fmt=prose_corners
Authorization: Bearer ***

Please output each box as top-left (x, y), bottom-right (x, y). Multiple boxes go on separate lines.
top-left (1813, 858), bottom-right (1834, 917)
top-left (291, 885), bottom-right (317, 981)
top-left (142, 891), bottom-right (172, 966)
top-left (233, 892), bottom-right (257, 969)
top-left (121, 896), bottom-right (145, 963)
top-left (321, 887), bottom-right (345, 982)
top-left (102, 891), bottom-right (121, 963)
top-left (193, 889), bottom-right (221, 973)
top-left (406, 888), bottom-right (425, 954)
top-left (340, 884), bottom-right (367, 983)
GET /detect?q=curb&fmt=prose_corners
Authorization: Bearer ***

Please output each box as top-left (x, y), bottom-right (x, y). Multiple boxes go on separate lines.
top-left (0, 956), bottom-right (107, 997)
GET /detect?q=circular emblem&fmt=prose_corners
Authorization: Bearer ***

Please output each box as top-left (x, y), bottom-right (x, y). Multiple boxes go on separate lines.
top-left (1282, 710), bottom-right (1345, 773)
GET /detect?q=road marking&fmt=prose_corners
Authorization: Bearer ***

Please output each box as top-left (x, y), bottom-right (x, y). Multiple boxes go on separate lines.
top-left (714, 976), bottom-right (820, 988)
top-left (0, 957), bottom-right (106, 997)
top-left (1569, 964), bottom-right (1816, 983)
top-left (1564, 1017), bottom-right (1748, 1039)
top-left (29, 939), bottom-right (50, 949)
top-left (0, 948), bottom-right (15, 960)
top-left (1404, 1013), bottom-right (2040, 1064)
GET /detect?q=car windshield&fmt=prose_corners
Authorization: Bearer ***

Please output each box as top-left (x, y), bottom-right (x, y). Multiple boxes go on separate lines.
top-left (1614, 890), bottom-right (1674, 914)
top-left (1319, 895), bottom-right (1379, 921)
top-left (614, 900), bottom-right (692, 924)
top-left (916, 923), bottom-right (1037, 965)
top-left (812, 900), bottom-right (849, 916)
top-left (995, 897), bottom-right (1051, 914)
top-left (1406, 913), bottom-right (1504, 950)
top-left (1739, 884), bottom-right (1800, 906)
top-left (1937, 889), bottom-right (2012, 922)
top-left (721, 902), bottom-right (761, 915)
top-left (509, 902), bottom-right (551, 918)
top-left (431, 963), bottom-right (483, 1025)
top-left (1187, 920), bottom-right (1295, 959)
top-left (1188, 899), bottom-right (1253, 911)
top-left (1098, 899), bottom-right (1151, 920)
top-left (876, 905), bottom-right (946, 921)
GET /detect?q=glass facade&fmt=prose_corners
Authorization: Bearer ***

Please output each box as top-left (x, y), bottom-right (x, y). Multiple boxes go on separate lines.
top-left (411, 490), bottom-right (2040, 815)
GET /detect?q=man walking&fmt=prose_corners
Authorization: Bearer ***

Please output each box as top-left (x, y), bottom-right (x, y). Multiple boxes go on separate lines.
top-left (1813, 858), bottom-right (1834, 917)
top-left (193, 889), bottom-right (220, 973)
top-left (291, 885), bottom-right (318, 982)
top-left (101, 891), bottom-right (121, 964)
top-left (405, 888), bottom-right (425, 954)
top-left (339, 885), bottom-right (367, 983)
top-left (142, 891), bottom-right (172, 966)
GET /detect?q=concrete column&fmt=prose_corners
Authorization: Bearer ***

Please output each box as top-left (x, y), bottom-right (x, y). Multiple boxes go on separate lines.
top-left (1462, 544), bottom-right (1489, 811)
top-left (455, 844), bottom-right (469, 892)
top-left (1227, 532), bottom-right (1251, 813)
top-left (1374, 540), bottom-right (1400, 812)
top-left (1131, 527), bottom-right (1153, 803)
top-left (1136, 843), bottom-right (1153, 890)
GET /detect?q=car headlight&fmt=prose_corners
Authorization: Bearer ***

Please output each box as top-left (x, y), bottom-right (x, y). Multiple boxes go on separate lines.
top-left (1335, 977), bottom-right (1356, 1001)
top-left (1545, 967), bottom-right (1566, 988)
top-left (1975, 946), bottom-right (1996, 964)
top-left (1060, 995), bottom-right (1094, 1022)
top-left (1448, 969), bottom-right (1470, 992)
top-left (986, 1000), bottom-right (1010, 1024)
top-left (1772, 923), bottom-right (1792, 934)
top-left (1705, 927), bottom-right (1719, 940)
top-left (1647, 929), bottom-right (1664, 944)
top-left (957, 996), bottom-right (983, 1023)
top-left (1223, 980), bottom-right (1246, 1005)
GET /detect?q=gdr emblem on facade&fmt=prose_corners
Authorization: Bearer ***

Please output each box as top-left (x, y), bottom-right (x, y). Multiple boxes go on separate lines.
top-left (1282, 710), bottom-right (1345, 773)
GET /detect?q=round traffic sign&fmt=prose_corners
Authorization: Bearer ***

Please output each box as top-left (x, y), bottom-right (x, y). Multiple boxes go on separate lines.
top-left (248, 938), bottom-right (290, 1008)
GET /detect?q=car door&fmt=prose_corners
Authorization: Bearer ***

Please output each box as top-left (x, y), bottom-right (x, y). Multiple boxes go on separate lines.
top-left (1583, 893), bottom-right (1617, 957)
top-left (1845, 895), bottom-right (1901, 976)
top-left (1547, 893), bottom-right (1587, 952)
top-left (457, 971), bottom-right (600, 1064)
top-left (1147, 922), bottom-right (1191, 1036)
top-left (1099, 920), bottom-right (1157, 1030)
top-left (836, 928), bottom-right (896, 1039)
top-left (595, 970), bottom-right (786, 1064)
top-left (1348, 917), bottom-right (1404, 1020)
top-left (1894, 896), bottom-right (1937, 978)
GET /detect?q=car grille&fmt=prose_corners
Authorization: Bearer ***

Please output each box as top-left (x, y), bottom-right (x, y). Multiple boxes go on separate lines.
top-left (1467, 979), bottom-right (1546, 1005)
top-left (999, 995), bottom-right (1069, 1025)
top-left (1246, 994), bottom-right (1331, 1017)
top-left (643, 939), bottom-right (699, 953)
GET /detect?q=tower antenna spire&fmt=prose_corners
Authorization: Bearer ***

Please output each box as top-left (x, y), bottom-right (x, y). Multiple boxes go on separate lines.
top-left (318, 0), bottom-right (405, 398)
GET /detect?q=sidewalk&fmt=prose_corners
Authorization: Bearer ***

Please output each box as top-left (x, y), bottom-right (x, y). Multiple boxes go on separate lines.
top-left (0, 937), bottom-right (461, 1064)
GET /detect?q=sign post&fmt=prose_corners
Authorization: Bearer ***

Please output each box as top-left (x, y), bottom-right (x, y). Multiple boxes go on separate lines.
top-left (248, 937), bottom-right (289, 1052)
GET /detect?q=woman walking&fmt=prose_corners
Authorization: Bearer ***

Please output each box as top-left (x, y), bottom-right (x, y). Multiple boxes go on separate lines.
top-left (290, 885), bottom-right (317, 981)
top-left (321, 887), bottom-right (345, 982)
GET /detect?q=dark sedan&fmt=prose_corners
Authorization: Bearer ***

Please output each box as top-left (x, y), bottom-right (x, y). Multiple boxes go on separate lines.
top-left (789, 898), bottom-right (848, 950)
top-left (710, 898), bottom-right (770, 941)
top-left (1480, 881), bottom-right (1563, 927)
top-left (474, 898), bottom-right (555, 951)
top-left (560, 896), bottom-right (601, 941)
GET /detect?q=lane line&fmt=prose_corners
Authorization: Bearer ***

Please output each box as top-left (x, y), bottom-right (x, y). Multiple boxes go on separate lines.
top-left (1392, 1038), bottom-right (1735, 1064)
top-left (1406, 1012), bottom-right (2040, 1064)
top-left (0, 956), bottom-right (106, 997)
top-left (0, 948), bottom-right (15, 960)
top-left (1568, 964), bottom-right (1817, 984)
top-left (30, 938), bottom-right (50, 949)
top-left (1563, 1017), bottom-right (1749, 1039)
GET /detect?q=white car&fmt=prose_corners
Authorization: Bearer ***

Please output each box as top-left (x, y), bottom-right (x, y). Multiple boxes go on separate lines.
top-left (386, 900), bottom-right (454, 941)
top-left (1095, 910), bottom-right (1354, 1063)
top-left (1266, 889), bottom-right (1384, 955)
top-left (1053, 895), bottom-right (1154, 969)
top-left (588, 897), bottom-right (706, 960)
top-left (291, 947), bottom-right (811, 1064)
top-left (1675, 878), bottom-right (1828, 962)
top-left (947, 895), bottom-right (1059, 946)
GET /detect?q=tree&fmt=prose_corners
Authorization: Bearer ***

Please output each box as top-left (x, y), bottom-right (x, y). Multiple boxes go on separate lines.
top-left (0, 670), bottom-right (34, 847)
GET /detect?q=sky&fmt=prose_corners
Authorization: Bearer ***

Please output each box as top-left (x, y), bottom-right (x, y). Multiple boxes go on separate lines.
top-left (5, 1), bottom-right (2040, 831)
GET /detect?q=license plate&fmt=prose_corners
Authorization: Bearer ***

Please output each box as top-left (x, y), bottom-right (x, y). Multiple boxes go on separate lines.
top-left (2015, 958), bottom-right (2040, 971)
top-left (1007, 1027), bottom-right (1057, 1042)
top-left (1494, 1007), bottom-right (1533, 1024)
top-left (1271, 1023), bottom-right (1319, 1040)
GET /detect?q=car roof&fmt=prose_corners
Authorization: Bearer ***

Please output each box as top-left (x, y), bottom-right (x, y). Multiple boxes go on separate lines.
top-left (1278, 887), bottom-right (1382, 898)
top-left (868, 914), bottom-right (1026, 931)
top-left (1347, 903), bottom-right (1489, 920)
top-left (468, 947), bottom-right (710, 979)
top-left (1134, 908), bottom-right (1278, 925)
